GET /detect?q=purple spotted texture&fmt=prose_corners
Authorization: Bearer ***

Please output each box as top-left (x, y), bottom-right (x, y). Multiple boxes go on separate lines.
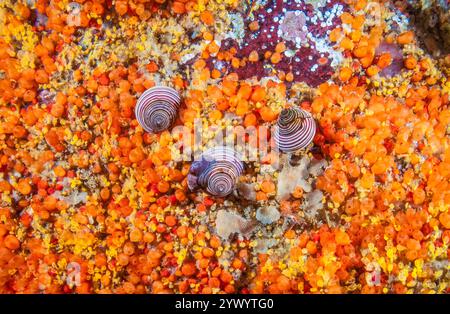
top-left (375, 42), bottom-right (404, 77)
top-left (208, 0), bottom-right (349, 87)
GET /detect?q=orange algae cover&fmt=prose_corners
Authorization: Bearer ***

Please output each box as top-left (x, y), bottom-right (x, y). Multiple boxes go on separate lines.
top-left (0, 0), bottom-right (449, 295)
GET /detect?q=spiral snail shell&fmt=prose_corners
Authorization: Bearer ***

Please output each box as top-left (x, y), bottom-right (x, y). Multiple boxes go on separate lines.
top-left (187, 146), bottom-right (244, 197)
top-left (135, 86), bottom-right (181, 133)
top-left (273, 107), bottom-right (316, 153)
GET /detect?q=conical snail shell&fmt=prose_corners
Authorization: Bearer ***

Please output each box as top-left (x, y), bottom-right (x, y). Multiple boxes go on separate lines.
top-left (188, 146), bottom-right (244, 197)
top-left (135, 86), bottom-right (181, 133)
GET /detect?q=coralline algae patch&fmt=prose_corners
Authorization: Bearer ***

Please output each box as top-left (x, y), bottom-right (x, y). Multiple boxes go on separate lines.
top-left (207, 0), bottom-right (347, 86)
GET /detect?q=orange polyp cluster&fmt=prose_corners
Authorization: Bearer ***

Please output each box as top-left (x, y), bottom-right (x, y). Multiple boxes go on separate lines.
top-left (248, 1), bottom-right (448, 294)
top-left (0, 0), bottom-right (449, 295)
top-left (253, 78), bottom-right (448, 291)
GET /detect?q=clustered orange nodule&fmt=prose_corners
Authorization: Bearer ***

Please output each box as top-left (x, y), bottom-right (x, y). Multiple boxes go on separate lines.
top-left (0, 0), bottom-right (449, 294)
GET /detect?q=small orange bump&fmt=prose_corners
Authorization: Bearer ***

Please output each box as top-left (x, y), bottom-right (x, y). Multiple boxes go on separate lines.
top-left (248, 50), bottom-right (259, 62)
top-left (404, 55), bottom-right (417, 70)
top-left (339, 67), bottom-right (352, 82)
top-left (248, 21), bottom-right (260, 31)
top-left (397, 31), bottom-right (414, 45)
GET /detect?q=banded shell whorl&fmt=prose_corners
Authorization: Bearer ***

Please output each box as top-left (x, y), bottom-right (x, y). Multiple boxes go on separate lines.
top-left (135, 86), bottom-right (181, 133)
top-left (187, 147), bottom-right (244, 197)
top-left (273, 107), bottom-right (316, 153)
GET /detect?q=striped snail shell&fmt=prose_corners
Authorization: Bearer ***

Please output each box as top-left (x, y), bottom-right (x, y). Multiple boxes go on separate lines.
top-left (187, 158), bottom-right (211, 191)
top-left (135, 86), bottom-right (181, 133)
top-left (187, 173), bottom-right (200, 191)
top-left (188, 147), bottom-right (244, 197)
top-left (273, 107), bottom-right (316, 153)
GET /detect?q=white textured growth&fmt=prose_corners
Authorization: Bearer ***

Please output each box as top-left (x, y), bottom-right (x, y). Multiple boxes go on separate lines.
top-left (256, 206), bottom-right (281, 225)
top-left (215, 210), bottom-right (253, 240)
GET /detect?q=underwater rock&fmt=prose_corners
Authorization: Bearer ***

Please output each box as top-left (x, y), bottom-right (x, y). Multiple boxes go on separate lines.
top-left (375, 42), bottom-right (404, 77)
